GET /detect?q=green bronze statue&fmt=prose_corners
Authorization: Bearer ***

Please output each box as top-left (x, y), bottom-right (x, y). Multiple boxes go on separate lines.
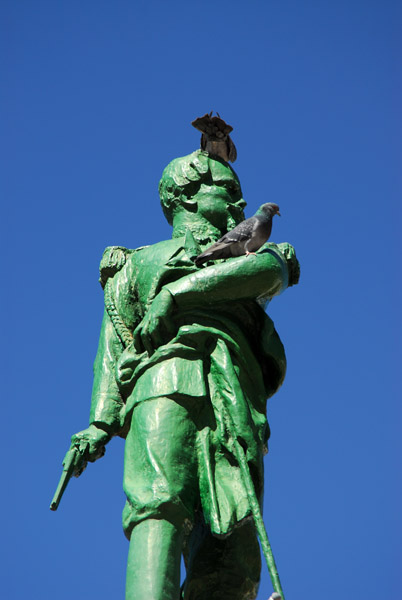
top-left (51, 117), bottom-right (299, 600)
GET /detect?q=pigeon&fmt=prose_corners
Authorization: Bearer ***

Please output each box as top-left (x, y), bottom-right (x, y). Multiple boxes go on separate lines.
top-left (194, 203), bottom-right (281, 267)
top-left (191, 112), bottom-right (237, 162)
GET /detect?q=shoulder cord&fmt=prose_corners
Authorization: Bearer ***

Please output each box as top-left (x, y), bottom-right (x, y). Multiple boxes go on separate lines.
top-left (104, 279), bottom-right (133, 349)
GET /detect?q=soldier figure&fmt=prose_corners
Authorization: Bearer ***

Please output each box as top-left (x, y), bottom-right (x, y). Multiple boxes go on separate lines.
top-left (63, 149), bottom-right (299, 600)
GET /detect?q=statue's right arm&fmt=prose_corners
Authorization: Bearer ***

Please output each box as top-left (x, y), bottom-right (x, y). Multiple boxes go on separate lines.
top-left (69, 249), bottom-right (136, 474)
top-left (89, 308), bottom-right (125, 434)
top-left (68, 307), bottom-right (125, 475)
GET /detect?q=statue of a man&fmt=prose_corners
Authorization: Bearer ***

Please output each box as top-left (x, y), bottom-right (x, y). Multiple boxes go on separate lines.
top-left (67, 149), bottom-right (299, 600)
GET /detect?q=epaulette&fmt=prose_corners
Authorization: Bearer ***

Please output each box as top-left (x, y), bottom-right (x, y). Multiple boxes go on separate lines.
top-left (99, 246), bottom-right (132, 288)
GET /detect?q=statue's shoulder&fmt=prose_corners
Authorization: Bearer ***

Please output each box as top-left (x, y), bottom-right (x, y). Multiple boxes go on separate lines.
top-left (133, 238), bottom-right (184, 265)
top-left (145, 238), bottom-right (181, 253)
top-left (99, 239), bottom-right (183, 287)
top-left (99, 245), bottom-right (148, 288)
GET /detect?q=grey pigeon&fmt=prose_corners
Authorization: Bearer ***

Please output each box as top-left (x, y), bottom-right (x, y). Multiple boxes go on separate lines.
top-left (194, 203), bottom-right (281, 267)
top-left (191, 112), bottom-right (237, 162)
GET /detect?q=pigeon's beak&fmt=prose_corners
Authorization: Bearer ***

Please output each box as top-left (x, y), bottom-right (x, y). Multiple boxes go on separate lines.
top-left (276, 211), bottom-right (281, 217)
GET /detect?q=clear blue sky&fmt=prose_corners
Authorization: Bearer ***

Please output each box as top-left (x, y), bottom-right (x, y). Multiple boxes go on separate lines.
top-left (2, 2), bottom-right (400, 599)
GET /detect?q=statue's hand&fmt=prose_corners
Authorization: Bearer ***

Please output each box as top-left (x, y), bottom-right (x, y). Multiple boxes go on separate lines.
top-left (133, 288), bottom-right (175, 355)
top-left (69, 424), bottom-right (111, 477)
top-left (276, 242), bottom-right (300, 287)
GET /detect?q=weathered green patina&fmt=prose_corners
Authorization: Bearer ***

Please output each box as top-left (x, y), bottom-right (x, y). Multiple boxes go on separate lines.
top-left (54, 149), bottom-right (299, 600)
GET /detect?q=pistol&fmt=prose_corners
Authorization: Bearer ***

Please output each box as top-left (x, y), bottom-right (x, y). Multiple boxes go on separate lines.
top-left (50, 447), bottom-right (79, 511)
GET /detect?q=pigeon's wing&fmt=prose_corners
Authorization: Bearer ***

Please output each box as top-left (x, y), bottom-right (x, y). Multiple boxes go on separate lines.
top-left (210, 116), bottom-right (233, 135)
top-left (192, 114), bottom-right (233, 138)
top-left (194, 239), bottom-right (237, 265)
top-left (227, 136), bottom-right (237, 162)
top-left (218, 216), bottom-right (256, 244)
top-left (194, 216), bottom-right (258, 266)
top-left (192, 114), bottom-right (212, 134)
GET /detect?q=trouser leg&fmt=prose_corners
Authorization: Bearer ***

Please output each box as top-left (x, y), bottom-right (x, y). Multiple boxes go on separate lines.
top-left (126, 518), bottom-right (184, 600)
top-left (123, 397), bottom-right (200, 600)
top-left (182, 517), bottom-right (261, 600)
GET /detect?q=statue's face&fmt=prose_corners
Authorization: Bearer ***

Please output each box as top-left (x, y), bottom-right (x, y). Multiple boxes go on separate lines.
top-left (194, 160), bottom-right (246, 230)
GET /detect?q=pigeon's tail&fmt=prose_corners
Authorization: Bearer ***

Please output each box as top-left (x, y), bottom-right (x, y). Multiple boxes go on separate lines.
top-left (194, 251), bottom-right (215, 267)
top-left (194, 242), bottom-right (231, 267)
top-left (194, 256), bottom-right (208, 267)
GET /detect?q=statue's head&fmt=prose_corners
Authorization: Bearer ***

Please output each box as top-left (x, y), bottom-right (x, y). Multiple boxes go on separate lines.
top-left (159, 150), bottom-right (246, 233)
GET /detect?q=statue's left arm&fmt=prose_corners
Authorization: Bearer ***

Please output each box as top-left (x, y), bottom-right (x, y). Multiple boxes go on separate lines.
top-left (168, 242), bottom-right (299, 304)
top-left (134, 243), bottom-right (299, 354)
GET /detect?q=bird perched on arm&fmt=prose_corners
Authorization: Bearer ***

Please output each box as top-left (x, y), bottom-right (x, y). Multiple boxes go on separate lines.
top-left (194, 203), bottom-right (281, 267)
top-left (191, 112), bottom-right (237, 162)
